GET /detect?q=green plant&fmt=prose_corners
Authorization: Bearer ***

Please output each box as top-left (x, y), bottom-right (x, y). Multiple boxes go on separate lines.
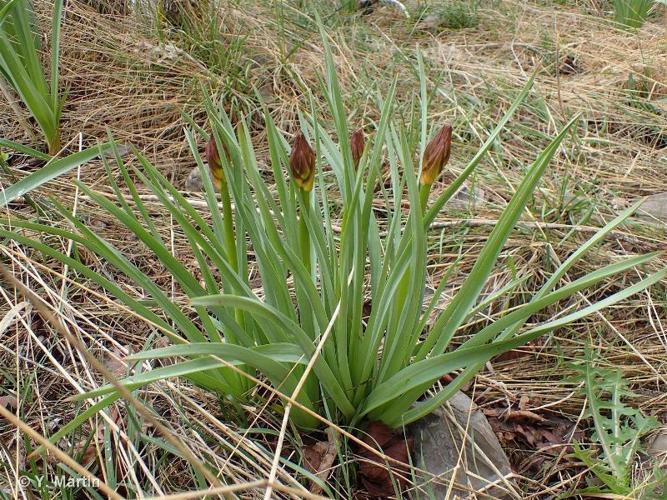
top-left (611, 0), bottom-right (655, 30)
top-left (419, 1), bottom-right (479, 30)
top-left (0, 0), bottom-right (65, 154)
top-left (341, 0), bottom-right (360, 13)
top-left (153, 0), bottom-right (251, 100)
top-left (569, 351), bottom-right (661, 496)
top-left (0, 139), bottom-right (112, 207)
top-left (6, 44), bottom-right (665, 447)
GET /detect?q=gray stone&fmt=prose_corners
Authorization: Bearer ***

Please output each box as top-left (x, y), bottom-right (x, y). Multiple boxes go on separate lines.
top-left (409, 391), bottom-right (516, 499)
top-left (642, 426), bottom-right (667, 497)
top-left (102, 143), bottom-right (131, 159)
top-left (639, 193), bottom-right (667, 220)
top-left (646, 426), bottom-right (667, 465)
top-left (449, 184), bottom-right (486, 211)
top-left (185, 165), bottom-right (208, 192)
top-left (418, 14), bottom-right (442, 31)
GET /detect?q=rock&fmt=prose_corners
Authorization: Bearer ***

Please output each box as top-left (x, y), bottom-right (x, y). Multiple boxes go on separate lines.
top-left (611, 197), bottom-right (629, 211)
top-left (638, 193), bottom-right (667, 221)
top-left (257, 83), bottom-right (276, 105)
top-left (558, 54), bottom-right (580, 75)
top-left (418, 14), bottom-right (442, 31)
top-left (185, 165), bottom-right (208, 192)
top-left (449, 184), bottom-right (486, 211)
top-left (358, 0), bottom-right (377, 14)
top-left (102, 143), bottom-right (131, 159)
top-left (646, 426), bottom-right (667, 464)
top-left (642, 426), bottom-right (667, 497)
top-left (409, 391), bottom-right (515, 499)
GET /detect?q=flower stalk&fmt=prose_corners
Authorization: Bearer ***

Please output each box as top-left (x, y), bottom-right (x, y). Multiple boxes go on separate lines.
top-left (207, 132), bottom-right (248, 339)
top-left (207, 135), bottom-right (237, 269)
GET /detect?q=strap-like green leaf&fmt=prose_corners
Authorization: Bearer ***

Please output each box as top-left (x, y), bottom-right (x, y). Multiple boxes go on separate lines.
top-left (0, 143), bottom-right (112, 206)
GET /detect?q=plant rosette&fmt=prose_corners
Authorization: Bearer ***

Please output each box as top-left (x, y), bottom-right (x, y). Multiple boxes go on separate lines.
top-left (6, 40), bottom-right (666, 497)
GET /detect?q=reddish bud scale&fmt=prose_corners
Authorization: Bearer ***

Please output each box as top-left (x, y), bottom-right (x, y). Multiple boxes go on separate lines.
top-left (206, 136), bottom-right (226, 190)
top-left (350, 128), bottom-right (365, 169)
top-left (289, 132), bottom-right (316, 192)
top-left (420, 124), bottom-right (452, 186)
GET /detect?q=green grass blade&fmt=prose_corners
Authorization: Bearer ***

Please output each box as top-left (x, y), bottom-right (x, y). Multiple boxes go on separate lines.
top-left (50, 0), bottom-right (63, 114)
top-left (0, 137), bottom-right (51, 160)
top-left (0, 0), bottom-right (21, 27)
top-left (495, 198), bottom-right (646, 343)
top-left (362, 265), bottom-right (665, 424)
top-left (0, 143), bottom-right (112, 206)
top-left (193, 294), bottom-right (355, 417)
top-left (383, 266), bottom-right (667, 426)
top-left (128, 343), bottom-right (306, 365)
top-left (72, 358), bottom-right (252, 401)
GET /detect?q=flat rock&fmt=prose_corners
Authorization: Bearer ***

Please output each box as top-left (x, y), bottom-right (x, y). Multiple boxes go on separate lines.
top-left (646, 426), bottom-right (667, 466)
top-left (639, 193), bottom-right (667, 220)
top-left (185, 165), bottom-right (208, 192)
top-left (449, 184), bottom-right (486, 211)
top-left (409, 391), bottom-right (515, 499)
top-left (642, 426), bottom-right (667, 497)
top-left (102, 143), bottom-right (131, 159)
top-left (418, 14), bottom-right (442, 31)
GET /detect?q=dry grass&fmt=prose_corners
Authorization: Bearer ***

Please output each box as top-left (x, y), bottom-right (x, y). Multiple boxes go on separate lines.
top-left (1, 0), bottom-right (666, 498)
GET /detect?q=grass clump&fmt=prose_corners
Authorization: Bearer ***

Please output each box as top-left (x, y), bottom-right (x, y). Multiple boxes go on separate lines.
top-left (611, 0), bottom-right (655, 30)
top-left (0, 0), bottom-right (64, 154)
top-left (418, 1), bottom-right (480, 30)
top-left (1, 3), bottom-right (666, 495)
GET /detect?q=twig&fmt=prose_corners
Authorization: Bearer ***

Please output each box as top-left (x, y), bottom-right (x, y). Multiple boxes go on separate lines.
top-left (0, 79), bottom-right (39, 145)
top-left (424, 218), bottom-right (661, 247)
top-left (62, 192), bottom-right (664, 248)
top-left (144, 479), bottom-right (329, 500)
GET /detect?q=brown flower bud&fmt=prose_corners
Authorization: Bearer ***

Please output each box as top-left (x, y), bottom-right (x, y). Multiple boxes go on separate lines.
top-left (420, 124), bottom-right (452, 186)
top-left (289, 132), bottom-right (316, 192)
top-left (350, 128), bottom-right (365, 169)
top-left (206, 136), bottom-right (225, 190)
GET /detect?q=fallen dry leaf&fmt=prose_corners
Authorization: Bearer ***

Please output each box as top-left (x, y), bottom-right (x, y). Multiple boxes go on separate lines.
top-left (484, 404), bottom-right (585, 473)
top-left (106, 347), bottom-right (129, 378)
top-left (0, 395), bottom-right (18, 410)
top-left (303, 428), bottom-right (337, 495)
top-left (356, 421), bottom-right (413, 498)
top-left (506, 409), bottom-right (547, 423)
top-left (76, 402), bottom-right (123, 467)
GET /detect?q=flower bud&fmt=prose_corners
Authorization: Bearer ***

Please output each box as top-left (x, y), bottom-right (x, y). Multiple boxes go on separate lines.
top-left (206, 136), bottom-right (225, 190)
top-left (350, 128), bottom-right (365, 169)
top-left (289, 132), bottom-right (316, 192)
top-left (420, 124), bottom-right (452, 186)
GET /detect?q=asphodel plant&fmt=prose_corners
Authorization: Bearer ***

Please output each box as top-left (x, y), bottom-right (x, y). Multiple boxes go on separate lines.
top-left (5, 47), bottom-right (665, 443)
top-left (0, 0), bottom-right (64, 154)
